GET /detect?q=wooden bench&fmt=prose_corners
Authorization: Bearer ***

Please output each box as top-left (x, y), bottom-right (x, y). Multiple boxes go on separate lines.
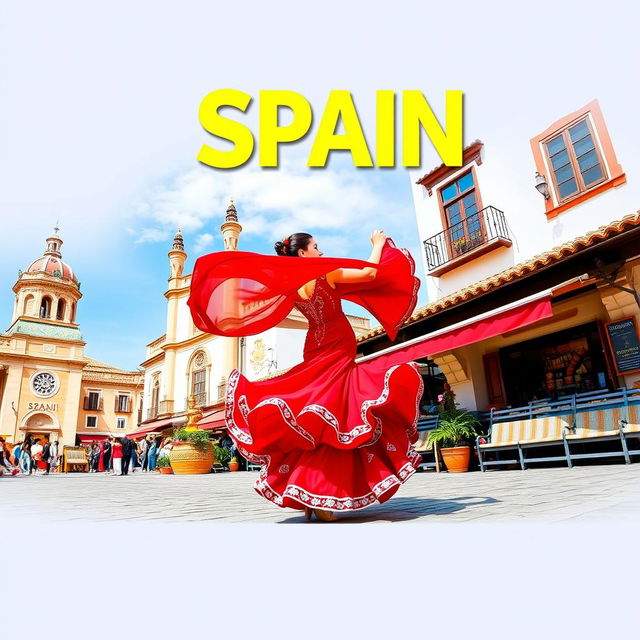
top-left (478, 388), bottom-right (640, 471)
top-left (478, 412), bottom-right (573, 471)
top-left (564, 400), bottom-right (640, 466)
top-left (62, 446), bottom-right (89, 473)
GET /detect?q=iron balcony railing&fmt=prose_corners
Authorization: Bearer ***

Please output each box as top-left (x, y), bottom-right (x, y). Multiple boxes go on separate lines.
top-left (423, 206), bottom-right (510, 272)
top-left (186, 392), bottom-right (208, 408)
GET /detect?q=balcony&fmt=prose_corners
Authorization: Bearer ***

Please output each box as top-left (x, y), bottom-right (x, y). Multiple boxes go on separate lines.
top-left (423, 206), bottom-right (512, 277)
top-left (186, 392), bottom-right (208, 408)
top-left (159, 399), bottom-right (174, 415)
top-left (146, 406), bottom-right (158, 421)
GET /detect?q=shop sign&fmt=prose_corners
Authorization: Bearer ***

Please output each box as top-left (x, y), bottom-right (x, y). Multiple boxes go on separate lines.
top-left (27, 402), bottom-right (58, 412)
top-left (605, 316), bottom-right (640, 375)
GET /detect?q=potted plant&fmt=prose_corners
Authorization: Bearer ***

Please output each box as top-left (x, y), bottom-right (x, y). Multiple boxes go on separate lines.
top-left (213, 443), bottom-right (232, 470)
top-left (228, 456), bottom-right (239, 472)
top-left (427, 409), bottom-right (480, 473)
top-left (157, 455), bottom-right (173, 474)
top-left (170, 426), bottom-right (214, 474)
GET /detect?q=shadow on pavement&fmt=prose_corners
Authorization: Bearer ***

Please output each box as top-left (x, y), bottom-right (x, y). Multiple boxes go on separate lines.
top-left (278, 495), bottom-right (501, 524)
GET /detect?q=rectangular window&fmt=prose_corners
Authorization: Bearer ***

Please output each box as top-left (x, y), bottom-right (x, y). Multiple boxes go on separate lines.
top-left (86, 416), bottom-right (97, 428)
top-left (439, 170), bottom-right (484, 258)
top-left (543, 116), bottom-right (606, 203)
top-left (116, 417), bottom-right (126, 430)
top-left (84, 391), bottom-right (102, 411)
top-left (192, 369), bottom-right (207, 406)
top-left (116, 394), bottom-right (131, 412)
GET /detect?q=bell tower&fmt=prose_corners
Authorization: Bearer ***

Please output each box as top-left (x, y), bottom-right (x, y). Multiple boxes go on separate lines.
top-left (221, 200), bottom-right (242, 251)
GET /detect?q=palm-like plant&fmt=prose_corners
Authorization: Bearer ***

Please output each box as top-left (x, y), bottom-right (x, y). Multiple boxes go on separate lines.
top-left (427, 410), bottom-right (480, 448)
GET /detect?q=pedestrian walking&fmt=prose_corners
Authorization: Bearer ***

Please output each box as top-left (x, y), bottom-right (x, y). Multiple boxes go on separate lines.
top-left (139, 436), bottom-right (149, 472)
top-left (147, 436), bottom-right (159, 472)
top-left (49, 440), bottom-right (61, 473)
top-left (103, 438), bottom-right (112, 473)
top-left (111, 438), bottom-right (123, 476)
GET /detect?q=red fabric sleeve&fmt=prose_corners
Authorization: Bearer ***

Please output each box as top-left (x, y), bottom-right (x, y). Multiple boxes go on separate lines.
top-left (187, 239), bottom-right (419, 340)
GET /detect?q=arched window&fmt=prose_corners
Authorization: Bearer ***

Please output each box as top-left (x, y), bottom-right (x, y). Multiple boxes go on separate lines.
top-left (39, 296), bottom-right (52, 319)
top-left (189, 351), bottom-right (209, 407)
top-left (23, 294), bottom-right (35, 316)
top-left (56, 298), bottom-right (66, 321)
top-left (70, 302), bottom-right (76, 323)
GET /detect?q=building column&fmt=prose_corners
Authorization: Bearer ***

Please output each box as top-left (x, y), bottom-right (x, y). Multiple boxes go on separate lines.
top-left (62, 368), bottom-right (83, 446)
top-left (0, 364), bottom-right (23, 440)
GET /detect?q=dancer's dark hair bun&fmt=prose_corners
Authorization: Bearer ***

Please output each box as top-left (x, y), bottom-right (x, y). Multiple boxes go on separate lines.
top-left (274, 232), bottom-right (313, 257)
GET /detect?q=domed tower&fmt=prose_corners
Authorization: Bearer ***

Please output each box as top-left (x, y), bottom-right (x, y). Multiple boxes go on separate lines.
top-left (10, 226), bottom-right (82, 332)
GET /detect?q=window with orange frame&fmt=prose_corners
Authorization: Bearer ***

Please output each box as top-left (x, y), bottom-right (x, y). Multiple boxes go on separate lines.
top-left (530, 100), bottom-right (625, 220)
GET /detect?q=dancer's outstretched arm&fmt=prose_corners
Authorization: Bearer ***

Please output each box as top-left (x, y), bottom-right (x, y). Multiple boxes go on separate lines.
top-left (327, 230), bottom-right (386, 285)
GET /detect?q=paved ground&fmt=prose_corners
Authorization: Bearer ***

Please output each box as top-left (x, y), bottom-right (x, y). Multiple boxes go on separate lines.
top-left (3, 463), bottom-right (640, 523)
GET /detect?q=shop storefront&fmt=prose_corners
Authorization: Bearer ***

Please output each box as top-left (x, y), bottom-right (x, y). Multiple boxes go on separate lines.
top-left (498, 321), bottom-right (614, 406)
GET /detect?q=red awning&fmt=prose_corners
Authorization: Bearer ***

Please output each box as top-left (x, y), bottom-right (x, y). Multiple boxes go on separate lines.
top-left (198, 408), bottom-right (226, 431)
top-left (78, 434), bottom-right (108, 442)
top-left (128, 416), bottom-right (185, 439)
top-left (360, 296), bottom-right (553, 368)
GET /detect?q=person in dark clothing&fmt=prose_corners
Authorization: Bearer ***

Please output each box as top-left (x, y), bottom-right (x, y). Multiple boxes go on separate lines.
top-left (42, 438), bottom-right (51, 474)
top-left (121, 437), bottom-right (132, 475)
top-left (103, 438), bottom-right (112, 473)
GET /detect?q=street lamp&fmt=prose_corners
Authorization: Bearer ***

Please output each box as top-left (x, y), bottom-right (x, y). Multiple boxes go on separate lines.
top-left (535, 172), bottom-right (550, 200)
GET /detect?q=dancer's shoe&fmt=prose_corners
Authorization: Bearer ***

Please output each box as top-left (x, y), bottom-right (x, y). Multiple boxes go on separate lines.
top-left (313, 509), bottom-right (337, 522)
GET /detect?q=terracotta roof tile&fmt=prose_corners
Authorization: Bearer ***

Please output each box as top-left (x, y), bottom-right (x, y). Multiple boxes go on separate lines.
top-left (357, 210), bottom-right (640, 342)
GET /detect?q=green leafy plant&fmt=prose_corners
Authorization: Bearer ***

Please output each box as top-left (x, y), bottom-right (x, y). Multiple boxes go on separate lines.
top-left (157, 455), bottom-right (171, 468)
top-left (427, 410), bottom-right (480, 448)
top-left (172, 427), bottom-right (212, 452)
top-left (214, 444), bottom-right (232, 467)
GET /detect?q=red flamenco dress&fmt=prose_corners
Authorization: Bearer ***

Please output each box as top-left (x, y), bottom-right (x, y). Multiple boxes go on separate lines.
top-left (188, 239), bottom-right (424, 512)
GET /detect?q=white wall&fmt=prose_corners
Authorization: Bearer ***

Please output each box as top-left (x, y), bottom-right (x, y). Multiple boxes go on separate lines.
top-left (410, 98), bottom-right (639, 302)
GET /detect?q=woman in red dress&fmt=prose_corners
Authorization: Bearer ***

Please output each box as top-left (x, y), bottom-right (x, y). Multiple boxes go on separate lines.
top-left (188, 230), bottom-right (423, 521)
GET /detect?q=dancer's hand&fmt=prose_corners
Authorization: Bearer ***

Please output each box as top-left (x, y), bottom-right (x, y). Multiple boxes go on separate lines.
top-left (370, 229), bottom-right (386, 247)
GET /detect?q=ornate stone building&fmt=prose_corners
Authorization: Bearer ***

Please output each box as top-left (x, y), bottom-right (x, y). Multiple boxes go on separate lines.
top-left (0, 228), bottom-right (144, 445)
top-left (136, 202), bottom-right (371, 436)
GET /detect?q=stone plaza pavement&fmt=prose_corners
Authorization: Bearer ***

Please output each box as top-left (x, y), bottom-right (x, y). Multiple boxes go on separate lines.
top-left (2, 463), bottom-right (640, 523)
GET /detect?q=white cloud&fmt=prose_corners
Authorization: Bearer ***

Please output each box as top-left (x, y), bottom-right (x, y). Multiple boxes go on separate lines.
top-left (194, 232), bottom-right (214, 254)
top-left (134, 228), bottom-right (171, 244)
top-left (128, 160), bottom-right (385, 245)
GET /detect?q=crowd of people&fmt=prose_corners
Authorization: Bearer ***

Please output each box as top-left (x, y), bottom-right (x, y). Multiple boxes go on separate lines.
top-left (0, 435), bottom-right (61, 476)
top-left (0, 434), bottom-right (175, 477)
top-left (86, 435), bottom-right (173, 475)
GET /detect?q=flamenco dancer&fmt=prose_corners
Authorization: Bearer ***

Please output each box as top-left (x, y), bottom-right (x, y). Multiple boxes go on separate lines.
top-left (188, 229), bottom-right (423, 521)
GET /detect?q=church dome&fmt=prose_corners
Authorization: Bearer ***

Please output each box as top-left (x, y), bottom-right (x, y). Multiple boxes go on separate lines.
top-left (23, 227), bottom-right (77, 283)
top-left (26, 254), bottom-right (76, 281)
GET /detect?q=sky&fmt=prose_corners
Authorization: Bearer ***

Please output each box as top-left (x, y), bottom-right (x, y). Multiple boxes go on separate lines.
top-left (1, 0), bottom-right (638, 370)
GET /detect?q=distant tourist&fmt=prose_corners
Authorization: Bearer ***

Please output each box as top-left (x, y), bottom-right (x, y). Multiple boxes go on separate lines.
top-left (147, 436), bottom-right (159, 472)
top-left (111, 437), bottom-right (123, 475)
top-left (139, 436), bottom-right (149, 472)
top-left (49, 440), bottom-right (61, 473)
top-left (90, 443), bottom-right (100, 472)
top-left (30, 438), bottom-right (47, 475)
top-left (103, 438), bottom-right (112, 473)
top-left (121, 437), bottom-right (132, 475)
top-left (0, 437), bottom-right (19, 476)
top-left (19, 441), bottom-right (31, 474)
top-left (42, 438), bottom-right (51, 475)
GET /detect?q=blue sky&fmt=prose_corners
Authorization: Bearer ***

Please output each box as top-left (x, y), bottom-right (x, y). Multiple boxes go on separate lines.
top-left (1, 0), bottom-right (638, 370)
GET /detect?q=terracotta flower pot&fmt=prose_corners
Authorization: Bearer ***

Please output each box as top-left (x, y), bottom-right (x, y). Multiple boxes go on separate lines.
top-left (440, 445), bottom-right (471, 473)
top-left (159, 467), bottom-right (173, 474)
top-left (169, 441), bottom-right (214, 474)
top-left (228, 460), bottom-right (239, 472)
